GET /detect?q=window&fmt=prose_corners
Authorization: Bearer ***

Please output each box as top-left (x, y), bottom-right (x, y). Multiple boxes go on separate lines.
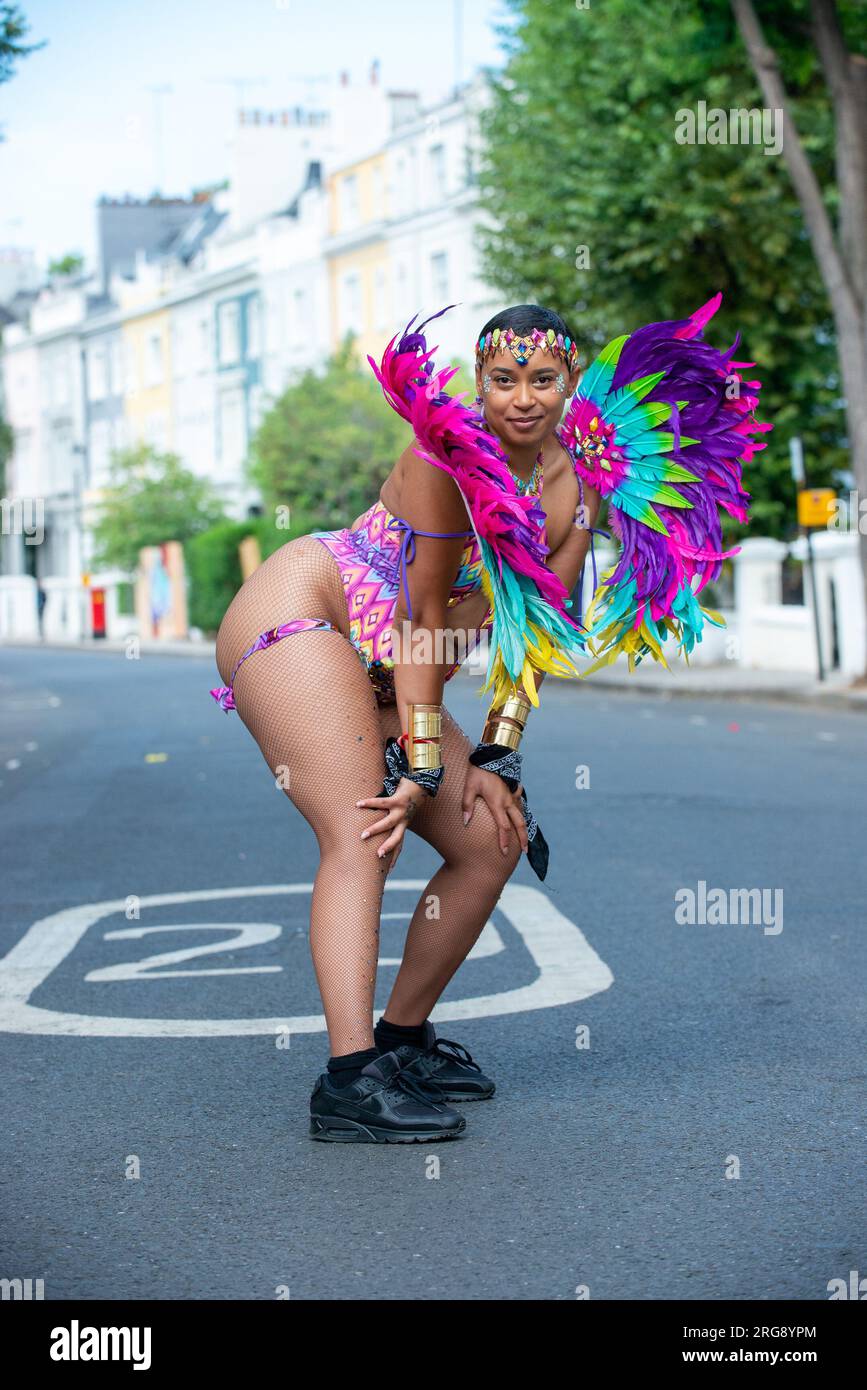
top-left (144, 333), bottom-right (163, 387)
top-left (430, 251), bottom-right (450, 302)
top-left (372, 164), bottom-right (384, 217)
top-left (246, 297), bottom-right (262, 359)
top-left (429, 144), bottom-right (447, 201)
top-left (218, 389), bottom-right (245, 473)
top-left (89, 419), bottom-right (111, 485)
top-left (88, 346), bottom-right (107, 401)
top-left (109, 339), bottom-right (123, 397)
top-left (52, 361), bottom-right (70, 409)
top-left (198, 315), bottom-right (212, 370)
top-left (341, 173), bottom-right (360, 229)
top-left (218, 301), bottom-right (241, 366)
top-left (373, 267), bottom-right (388, 330)
top-left (124, 341), bottom-right (138, 397)
top-left (248, 383), bottom-right (265, 433)
top-left (393, 157), bottom-right (408, 216)
top-left (172, 319), bottom-right (186, 379)
top-left (341, 272), bottom-right (363, 336)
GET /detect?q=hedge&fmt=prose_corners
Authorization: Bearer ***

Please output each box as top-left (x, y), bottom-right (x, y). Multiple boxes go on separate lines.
top-left (185, 511), bottom-right (332, 635)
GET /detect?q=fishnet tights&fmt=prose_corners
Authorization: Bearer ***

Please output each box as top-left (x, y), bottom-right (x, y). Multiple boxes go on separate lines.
top-left (215, 536), bottom-right (522, 1055)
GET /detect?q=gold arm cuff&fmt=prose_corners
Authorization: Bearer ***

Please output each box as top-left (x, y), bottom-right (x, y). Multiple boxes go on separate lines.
top-left (482, 718), bottom-right (523, 750)
top-left (406, 702), bottom-right (444, 770)
top-left (498, 693), bottom-right (532, 727)
top-left (409, 745), bottom-right (444, 770)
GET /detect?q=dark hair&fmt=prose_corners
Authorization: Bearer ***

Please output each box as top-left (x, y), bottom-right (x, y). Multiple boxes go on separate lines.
top-left (476, 303), bottom-right (578, 351)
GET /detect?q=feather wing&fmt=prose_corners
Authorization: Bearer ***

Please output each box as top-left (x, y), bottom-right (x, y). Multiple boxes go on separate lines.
top-left (560, 292), bottom-right (770, 672)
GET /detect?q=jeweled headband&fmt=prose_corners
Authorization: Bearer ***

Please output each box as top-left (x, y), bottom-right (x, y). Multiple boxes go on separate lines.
top-left (476, 325), bottom-right (580, 372)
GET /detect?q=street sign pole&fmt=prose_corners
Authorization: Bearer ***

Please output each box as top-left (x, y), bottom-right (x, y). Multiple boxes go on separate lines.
top-left (804, 528), bottom-right (825, 682)
top-left (794, 449), bottom-right (836, 683)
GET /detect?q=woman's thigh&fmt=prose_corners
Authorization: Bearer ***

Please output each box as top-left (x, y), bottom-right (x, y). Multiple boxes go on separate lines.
top-left (232, 626), bottom-right (389, 853)
top-left (377, 700), bottom-right (522, 871)
top-left (215, 535), bottom-right (350, 687)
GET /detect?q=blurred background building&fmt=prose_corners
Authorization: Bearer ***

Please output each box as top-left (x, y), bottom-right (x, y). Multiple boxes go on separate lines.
top-left (0, 51), bottom-right (863, 681)
top-left (0, 67), bottom-right (501, 641)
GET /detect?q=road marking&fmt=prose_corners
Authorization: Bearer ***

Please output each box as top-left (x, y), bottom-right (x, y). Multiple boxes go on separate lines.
top-left (88, 923), bottom-right (284, 981)
top-left (378, 915), bottom-right (503, 965)
top-left (0, 882), bottom-right (613, 1036)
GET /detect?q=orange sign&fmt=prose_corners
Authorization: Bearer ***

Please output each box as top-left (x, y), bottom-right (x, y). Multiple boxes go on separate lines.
top-left (797, 488), bottom-right (836, 528)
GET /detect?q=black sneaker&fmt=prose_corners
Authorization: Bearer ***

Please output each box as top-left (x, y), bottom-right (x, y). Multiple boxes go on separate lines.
top-left (309, 1051), bottom-right (467, 1143)
top-left (390, 1022), bottom-right (496, 1102)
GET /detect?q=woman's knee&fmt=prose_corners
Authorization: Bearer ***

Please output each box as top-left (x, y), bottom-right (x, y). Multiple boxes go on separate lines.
top-left (316, 829), bottom-right (392, 884)
top-left (452, 799), bottom-right (523, 879)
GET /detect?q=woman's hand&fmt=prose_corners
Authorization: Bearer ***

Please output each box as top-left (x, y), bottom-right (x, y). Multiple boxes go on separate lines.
top-left (356, 777), bottom-right (428, 872)
top-left (461, 763), bottom-right (528, 857)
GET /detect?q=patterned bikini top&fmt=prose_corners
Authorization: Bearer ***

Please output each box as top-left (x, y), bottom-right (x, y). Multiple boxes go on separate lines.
top-left (347, 496), bottom-right (485, 616)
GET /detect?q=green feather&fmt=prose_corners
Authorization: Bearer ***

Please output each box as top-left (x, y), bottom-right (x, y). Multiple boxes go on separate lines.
top-left (613, 493), bottom-right (670, 534)
top-left (580, 334), bottom-right (627, 400)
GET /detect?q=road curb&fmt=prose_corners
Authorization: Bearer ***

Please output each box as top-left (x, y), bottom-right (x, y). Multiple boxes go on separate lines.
top-left (4, 639), bottom-right (867, 713)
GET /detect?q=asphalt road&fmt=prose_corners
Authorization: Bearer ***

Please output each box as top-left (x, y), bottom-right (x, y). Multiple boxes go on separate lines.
top-left (1, 644), bottom-right (865, 1301)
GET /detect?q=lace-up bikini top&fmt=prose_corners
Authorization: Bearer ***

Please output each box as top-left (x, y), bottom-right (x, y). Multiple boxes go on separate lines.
top-left (351, 496), bottom-right (486, 613)
top-left (311, 495), bottom-right (495, 703)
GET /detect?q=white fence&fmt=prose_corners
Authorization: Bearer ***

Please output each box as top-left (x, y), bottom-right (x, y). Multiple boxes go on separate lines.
top-left (2, 532), bottom-right (866, 677)
top-left (578, 531), bottom-right (865, 677)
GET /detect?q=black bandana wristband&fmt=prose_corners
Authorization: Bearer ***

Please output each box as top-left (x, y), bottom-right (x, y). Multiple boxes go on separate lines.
top-left (381, 736), bottom-right (444, 799)
top-left (468, 741), bottom-right (549, 882)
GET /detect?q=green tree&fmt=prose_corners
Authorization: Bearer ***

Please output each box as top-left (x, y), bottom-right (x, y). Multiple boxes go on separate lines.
top-left (48, 252), bottom-right (84, 278)
top-left (477, 0), bottom-right (866, 549)
top-left (90, 444), bottom-right (226, 573)
top-left (1, 3), bottom-right (44, 138)
top-left (729, 0), bottom-right (867, 669)
top-left (247, 335), bottom-right (412, 530)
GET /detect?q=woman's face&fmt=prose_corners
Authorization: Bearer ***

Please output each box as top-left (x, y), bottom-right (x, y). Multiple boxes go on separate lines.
top-left (474, 348), bottom-right (581, 452)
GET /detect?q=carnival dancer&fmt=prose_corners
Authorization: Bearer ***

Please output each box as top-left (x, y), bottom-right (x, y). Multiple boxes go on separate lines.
top-left (211, 297), bottom-right (768, 1143)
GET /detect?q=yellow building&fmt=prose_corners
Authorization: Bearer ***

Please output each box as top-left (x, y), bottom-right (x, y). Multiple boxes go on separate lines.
top-left (327, 152), bottom-right (390, 364)
top-left (119, 282), bottom-right (174, 454)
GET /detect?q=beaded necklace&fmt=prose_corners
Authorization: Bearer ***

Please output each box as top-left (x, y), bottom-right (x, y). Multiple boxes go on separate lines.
top-left (509, 451), bottom-right (544, 497)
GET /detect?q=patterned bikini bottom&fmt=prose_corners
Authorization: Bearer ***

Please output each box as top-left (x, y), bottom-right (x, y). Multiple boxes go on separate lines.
top-left (210, 618), bottom-right (336, 712)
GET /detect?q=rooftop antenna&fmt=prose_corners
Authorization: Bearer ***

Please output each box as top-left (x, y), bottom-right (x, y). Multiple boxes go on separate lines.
top-left (207, 75), bottom-right (268, 121)
top-left (279, 72), bottom-right (332, 109)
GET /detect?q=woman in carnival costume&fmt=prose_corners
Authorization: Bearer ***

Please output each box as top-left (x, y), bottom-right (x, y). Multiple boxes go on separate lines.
top-left (211, 295), bottom-right (770, 1143)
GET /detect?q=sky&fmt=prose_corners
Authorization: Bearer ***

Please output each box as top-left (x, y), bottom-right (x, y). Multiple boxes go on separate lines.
top-left (0, 0), bottom-right (510, 267)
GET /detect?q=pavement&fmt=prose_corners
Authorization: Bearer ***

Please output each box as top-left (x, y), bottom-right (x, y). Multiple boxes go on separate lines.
top-left (1, 642), bottom-right (865, 1300)
top-left (4, 635), bottom-right (866, 712)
